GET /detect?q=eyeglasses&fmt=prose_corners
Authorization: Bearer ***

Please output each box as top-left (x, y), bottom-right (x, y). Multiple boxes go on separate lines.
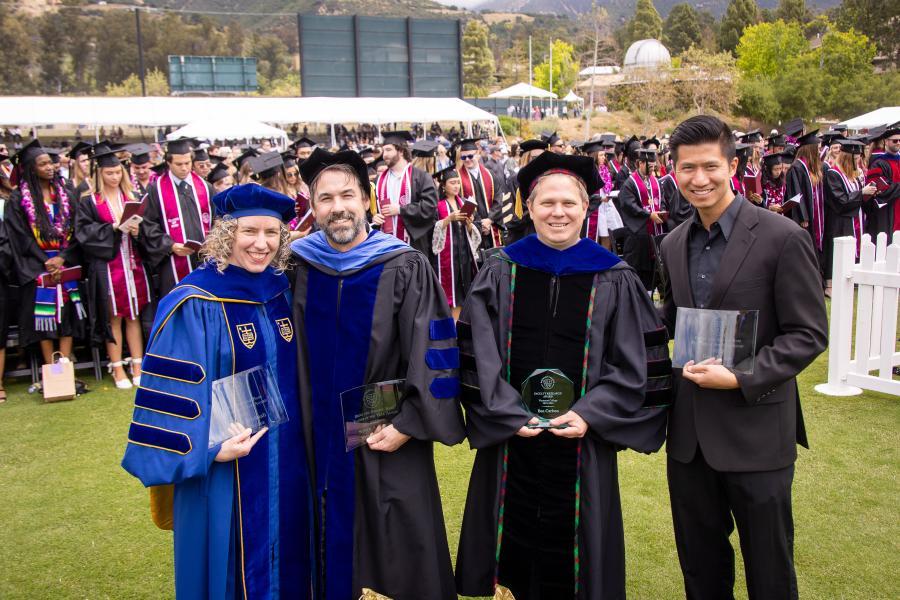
top-left (460, 154), bottom-right (475, 160)
top-left (888, 138), bottom-right (900, 144)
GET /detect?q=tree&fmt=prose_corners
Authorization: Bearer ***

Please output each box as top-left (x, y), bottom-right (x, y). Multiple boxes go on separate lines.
top-left (677, 46), bottom-right (738, 113)
top-left (533, 39), bottom-right (579, 97)
top-left (0, 10), bottom-right (38, 94)
top-left (106, 69), bottom-right (170, 96)
top-left (718, 0), bottom-right (759, 55)
top-left (736, 76), bottom-right (781, 123)
top-left (735, 21), bottom-right (808, 79)
top-left (625, 0), bottom-right (663, 48)
top-left (836, 0), bottom-right (899, 68)
top-left (249, 34), bottom-right (290, 83)
top-left (93, 12), bottom-right (139, 90)
top-left (662, 4), bottom-right (702, 56)
top-left (776, 0), bottom-right (812, 24)
top-left (38, 12), bottom-right (72, 94)
top-left (462, 20), bottom-right (495, 96)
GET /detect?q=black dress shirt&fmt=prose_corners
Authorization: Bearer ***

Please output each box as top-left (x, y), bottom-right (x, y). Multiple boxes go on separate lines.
top-left (687, 196), bottom-right (743, 308)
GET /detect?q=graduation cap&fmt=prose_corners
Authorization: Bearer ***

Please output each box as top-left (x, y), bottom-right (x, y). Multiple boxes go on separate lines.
top-left (623, 135), bottom-right (641, 160)
top-left (455, 138), bottom-right (482, 153)
top-left (517, 151), bottom-right (601, 198)
top-left (570, 140), bottom-right (585, 152)
top-left (46, 148), bottom-right (63, 164)
top-left (735, 143), bottom-right (751, 159)
top-left (821, 130), bottom-right (846, 145)
top-left (166, 137), bottom-right (196, 155)
top-left (582, 140), bottom-right (605, 154)
top-left (411, 139), bottom-right (439, 158)
top-left (837, 139), bottom-right (866, 155)
top-left (281, 151), bottom-right (298, 169)
top-left (11, 139), bottom-right (49, 167)
top-left (871, 122), bottom-right (900, 141)
top-left (234, 148), bottom-right (260, 171)
top-left (299, 147), bottom-right (371, 198)
top-left (382, 130), bottom-right (415, 147)
top-left (637, 148), bottom-right (658, 163)
top-left (434, 165), bottom-right (460, 184)
top-left (762, 152), bottom-right (793, 167)
top-left (642, 136), bottom-right (661, 149)
top-left (248, 151), bottom-right (284, 180)
top-left (150, 162), bottom-right (168, 177)
top-left (783, 118), bottom-right (804, 138)
top-left (358, 147), bottom-right (374, 160)
top-left (795, 130), bottom-right (820, 147)
top-left (600, 133), bottom-right (616, 144)
top-left (211, 183), bottom-right (295, 223)
top-left (68, 141), bottom-right (93, 161)
top-left (832, 124), bottom-right (848, 133)
top-left (193, 147), bottom-right (210, 162)
top-left (767, 133), bottom-right (786, 147)
top-left (126, 143), bottom-right (153, 165)
top-left (518, 139), bottom-right (548, 154)
top-left (739, 129), bottom-right (762, 143)
top-left (91, 144), bottom-right (121, 169)
top-left (541, 131), bottom-right (561, 146)
top-left (207, 162), bottom-right (232, 185)
top-left (289, 137), bottom-right (317, 150)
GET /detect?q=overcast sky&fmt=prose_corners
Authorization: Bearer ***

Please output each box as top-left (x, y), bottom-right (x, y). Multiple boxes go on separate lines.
top-left (433, 0), bottom-right (484, 7)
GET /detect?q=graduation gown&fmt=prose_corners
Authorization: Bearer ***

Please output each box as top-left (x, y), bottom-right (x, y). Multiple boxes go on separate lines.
top-left (864, 152), bottom-right (900, 236)
top-left (139, 172), bottom-right (214, 299)
top-left (291, 230), bottom-right (466, 600)
top-left (375, 165), bottom-right (439, 265)
top-left (121, 264), bottom-right (314, 599)
top-left (612, 161), bottom-right (631, 191)
top-left (433, 197), bottom-right (481, 307)
top-left (75, 194), bottom-right (153, 345)
top-left (460, 165), bottom-right (503, 250)
top-left (659, 173), bottom-right (695, 231)
top-left (501, 175), bottom-right (535, 246)
top-left (0, 208), bottom-right (11, 347)
top-left (823, 167), bottom-right (866, 278)
top-left (784, 160), bottom-right (826, 257)
top-left (454, 235), bottom-right (670, 600)
top-left (4, 186), bottom-right (85, 346)
top-left (616, 174), bottom-right (661, 290)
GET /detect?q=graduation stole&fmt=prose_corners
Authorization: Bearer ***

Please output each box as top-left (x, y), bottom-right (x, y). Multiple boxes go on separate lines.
top-left (93, 192), bottom-right (150, 320)
top-left (288, 191), bottom-right (311, 231)
top-left (610, 159), bottom-right (621, 175)
top-left (459, 165), bottom-right (501, 247)
top-left (797, 158), bottom-right (825, 252)
top-left (156, 172), bottom-right (212, 283)
top-left (34, 250), bottom-right (85, 331)
top-left (598, 164), bottom-right (612, 194)
top-left (630, 171), bottom-right (665, 236)
top-left (730, 175), bottom-right (745, 196)
top-left (376, 164), bottom-right (412, 241)
top-left (831, 165), bottom-right (865, 258)
top-left (436, 197), bottom-right (460, 306)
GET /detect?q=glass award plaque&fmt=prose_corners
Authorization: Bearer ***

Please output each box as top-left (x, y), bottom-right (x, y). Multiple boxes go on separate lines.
top-left (521, 369), bottom-right (575, 428)
top-left (208, 365), bottom-right (289, 449)
top-left (672, 308), bottom-right (759, 374)
top-left (339, 379), bottom-right (405, 451)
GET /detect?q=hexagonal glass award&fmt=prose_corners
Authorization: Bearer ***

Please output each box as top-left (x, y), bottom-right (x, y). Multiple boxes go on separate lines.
top-left (521, 368), bottom-right (575, 428)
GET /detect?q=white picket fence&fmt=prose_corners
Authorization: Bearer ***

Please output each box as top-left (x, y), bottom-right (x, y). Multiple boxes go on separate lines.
top-left (816, 232), bottom-right (900, 397)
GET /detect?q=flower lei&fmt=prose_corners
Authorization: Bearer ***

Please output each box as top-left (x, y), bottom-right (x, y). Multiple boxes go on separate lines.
top-left (20, 178), bottom-right (72, 247)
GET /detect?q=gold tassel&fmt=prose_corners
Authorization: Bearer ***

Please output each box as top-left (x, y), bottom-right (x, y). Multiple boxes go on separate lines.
top-left (149, 485), bottom-right (175, 531)
top-left (494, 584), bottom-right (517, 600)
top-left (359, 589), bottom-right (392, 600)
top-left (514, 188), bottom-right (523, 219)
top-left (370, 187), bottom-right (378, 216)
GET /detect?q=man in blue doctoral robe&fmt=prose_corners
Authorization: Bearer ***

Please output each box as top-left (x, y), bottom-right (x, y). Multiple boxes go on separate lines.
top-left (122, 184), bottom-right (314, 599)
top-left (293, 149), bottom-right (466, 600)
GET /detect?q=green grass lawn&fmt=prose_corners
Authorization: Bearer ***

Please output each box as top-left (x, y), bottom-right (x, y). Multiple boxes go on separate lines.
top-left (1, 347), bottom-right (898, 599)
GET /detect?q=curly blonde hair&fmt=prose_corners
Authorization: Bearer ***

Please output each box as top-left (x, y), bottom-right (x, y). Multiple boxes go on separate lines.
top-left (200, 216), bottom-right (293, 274)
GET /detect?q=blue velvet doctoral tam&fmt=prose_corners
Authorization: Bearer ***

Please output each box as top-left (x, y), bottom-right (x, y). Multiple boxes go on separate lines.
top-left (122, 263), bottom-right (314, 599)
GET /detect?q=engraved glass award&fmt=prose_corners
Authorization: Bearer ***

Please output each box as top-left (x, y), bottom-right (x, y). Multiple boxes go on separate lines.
top-left (521, 368), bottom-right (575, 428)
top-left (339, 379), bottom-right (405, 451)
top-left (208, 365), bottom-right (289, 448)
top-left (672, 308), bottom-right (759, 374)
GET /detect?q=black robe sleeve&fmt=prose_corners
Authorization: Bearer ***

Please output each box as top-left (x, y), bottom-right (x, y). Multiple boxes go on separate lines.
top-left (616, 178), bottom-right (650, 234)
top-left (823, 169), bottom-right (865, 217)
top-left (572, 267), bottom-right (669, 453)
top-left (401, 167), bottom-right (438, 244)
top-left (74, 199), bottom-right (121, 262)
top-left (784, 162), bottom-right (810, 224)
top-left (388, 251), bottom-right (466, 445)
top-left (4, 191), bottom-right (53, 284)
top-left (139, 186), bottom-right (174, 269)
top-left (458, 258), bottom-right (532, 449)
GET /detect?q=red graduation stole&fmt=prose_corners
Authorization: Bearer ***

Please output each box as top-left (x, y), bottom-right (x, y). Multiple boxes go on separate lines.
top-left (831, 165), bottom-right (865, 258)
top-left (630, 171), bottom-right (664, 236)
top-left (459, 165), bottom-right (501, 247)
top-left (375, 164), bottom-right (412, 241)
top-left (156, 172), bottom-right (211, 284)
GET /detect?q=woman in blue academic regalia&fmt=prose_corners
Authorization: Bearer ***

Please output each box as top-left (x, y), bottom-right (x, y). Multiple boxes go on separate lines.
top-left (122, 183), bottom-right (313, 599)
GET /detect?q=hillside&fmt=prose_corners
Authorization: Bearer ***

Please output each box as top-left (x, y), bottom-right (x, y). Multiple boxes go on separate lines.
top-left (474, 0), bottom-right (842, 19)
top-left (145, 0), bottom-right (468, 19)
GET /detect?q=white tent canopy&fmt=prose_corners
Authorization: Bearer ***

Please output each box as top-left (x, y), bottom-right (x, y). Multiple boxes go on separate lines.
top-left (837, 106), bottom-right (900, 131)
top-left (488, 82), bottom-right (557, 99)
top-left (166, 118), bottom-right (289, 143)
top-left (562, 90), bottom-right (583, 103)
top-left (0, 96), bottom-right (500, 128)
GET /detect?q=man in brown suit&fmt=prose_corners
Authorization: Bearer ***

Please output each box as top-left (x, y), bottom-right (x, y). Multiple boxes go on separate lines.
top-left (659, 116), bottom-right (828, 600)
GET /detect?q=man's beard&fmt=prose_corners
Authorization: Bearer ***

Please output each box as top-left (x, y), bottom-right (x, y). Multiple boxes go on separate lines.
top-left (386, 152), bottom-right (400, 168)
top-left (321, 210), bottom-right (366, 245)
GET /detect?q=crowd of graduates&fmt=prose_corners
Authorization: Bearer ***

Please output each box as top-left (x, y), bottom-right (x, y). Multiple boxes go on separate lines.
top-left (0, 117), bottom-right (897, 403)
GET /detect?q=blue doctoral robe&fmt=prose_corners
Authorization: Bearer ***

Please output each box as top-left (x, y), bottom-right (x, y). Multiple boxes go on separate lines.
top-left (122, 263), bottom-right (314, 599)
top-left (291, 230), bottom-right (466, 600)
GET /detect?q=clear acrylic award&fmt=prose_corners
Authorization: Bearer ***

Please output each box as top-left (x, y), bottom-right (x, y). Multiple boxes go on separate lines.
top-left (521, 368), bottom-right (575, 428)
top-left (208, 365), bottom-right (289, 448)
top-left (339, 379), bottom-right (405, 451)
top-left (672, 308), bottom-right (759, 374)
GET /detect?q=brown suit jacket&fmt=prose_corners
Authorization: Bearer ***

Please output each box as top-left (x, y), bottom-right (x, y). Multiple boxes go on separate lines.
top-left (660, 198), bottom-right (828, 472)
